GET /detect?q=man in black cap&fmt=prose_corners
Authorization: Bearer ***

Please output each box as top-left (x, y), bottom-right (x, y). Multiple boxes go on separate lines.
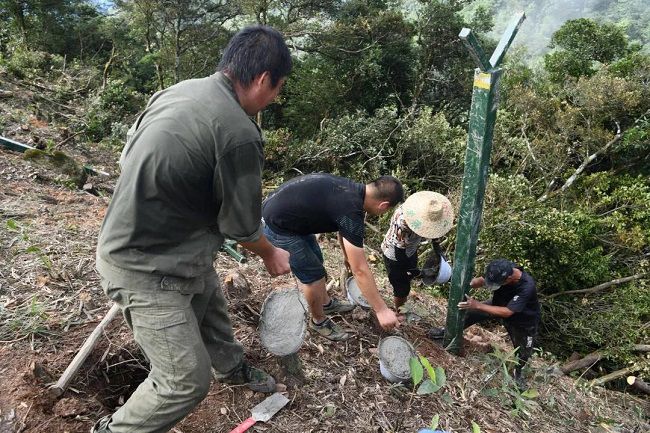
top-left (429, 259), bottom-right (541, 389)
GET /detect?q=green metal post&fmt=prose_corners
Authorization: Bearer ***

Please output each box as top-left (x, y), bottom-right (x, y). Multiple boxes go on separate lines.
top-left (221, 240), bottom-right (247, 263)
top-left (443, 13), bottom-right (525, 354)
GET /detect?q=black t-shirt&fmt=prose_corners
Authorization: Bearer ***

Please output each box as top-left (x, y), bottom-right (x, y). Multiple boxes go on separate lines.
top-left (262, 174), bottom-right (366, 247)
top-left (491, 267), bottom-right (541, 327)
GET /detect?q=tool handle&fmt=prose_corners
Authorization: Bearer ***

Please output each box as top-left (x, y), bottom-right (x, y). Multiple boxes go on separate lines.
top-left (229, 417), bottom-right (256, 433)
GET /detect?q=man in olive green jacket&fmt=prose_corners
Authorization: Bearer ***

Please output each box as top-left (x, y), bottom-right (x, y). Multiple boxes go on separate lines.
top-left (93, 26), bottom-right (292, 433)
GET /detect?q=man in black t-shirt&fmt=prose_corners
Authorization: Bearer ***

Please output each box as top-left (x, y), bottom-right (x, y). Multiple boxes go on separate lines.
top-left (429, 259), bottom-right (541, 389)
top-left (263, 174), bottom-right (404, 341)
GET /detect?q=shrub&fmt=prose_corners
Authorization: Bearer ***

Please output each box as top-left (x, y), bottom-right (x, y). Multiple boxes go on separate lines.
top-left (84, 79), bottom-right (143, 142)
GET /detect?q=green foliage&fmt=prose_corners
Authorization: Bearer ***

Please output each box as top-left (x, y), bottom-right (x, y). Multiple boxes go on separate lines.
top-left (6, 219), bottom-right (52, 270)
top-left (543, 278), bottom-right (650, 368)
top-left (266, 106), bottom-right (466, 192)
top-left (544, 18), bottom-right (629, 81)
top-left (84, 79), bottom-right (144, 142)
top-left (481, 174), bottom-right (612, 291)
top-left (409, 355), bottom-right (446, 395)
top-left (483, 346), bottom-right (538, 417)
top-left (429, 414), bottom-right (440, 430)
top-left (0, 297), bottom-right (51, 342)
top-left (4, 46), bottom-right (63, 79)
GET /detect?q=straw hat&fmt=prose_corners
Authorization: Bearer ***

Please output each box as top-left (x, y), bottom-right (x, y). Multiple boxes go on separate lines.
top-left (402, 191), bottom-right (454, 238)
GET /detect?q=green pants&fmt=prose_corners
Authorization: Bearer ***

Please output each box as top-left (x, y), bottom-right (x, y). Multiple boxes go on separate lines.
top-left (97, 263), bottom-right (243, 433)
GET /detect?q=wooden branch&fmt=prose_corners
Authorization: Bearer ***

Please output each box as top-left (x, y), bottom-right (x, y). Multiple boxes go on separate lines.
top-left (538, 123), bottom-right (622, 202)
top-left (633, 344), bottom-right (650, 353)
top-left (627, 376), bottom-right (650, 394)
top-left (560, 351), bottom-right (602, 374)
top-left (545, 273), bottom-right (646, 299)
top-left (589, 365), bottom-right (641, 387)
top-left (364, 221), bottom-right (380, 234)
top-left (49, 304), bottom-right (121, 397)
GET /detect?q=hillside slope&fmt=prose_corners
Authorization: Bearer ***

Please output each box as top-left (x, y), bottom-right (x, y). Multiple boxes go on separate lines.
top-left (0, 138), bottom-right (648, 432)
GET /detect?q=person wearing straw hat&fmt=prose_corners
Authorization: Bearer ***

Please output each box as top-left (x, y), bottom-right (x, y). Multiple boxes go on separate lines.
top-left (381, 191), bottom-right (455, 313)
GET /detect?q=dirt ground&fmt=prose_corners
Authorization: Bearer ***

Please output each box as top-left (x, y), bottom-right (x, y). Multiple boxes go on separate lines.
top-left (0, 136), bottom-right (649, 433)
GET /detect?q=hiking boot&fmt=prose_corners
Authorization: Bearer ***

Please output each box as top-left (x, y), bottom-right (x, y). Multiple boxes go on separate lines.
top-left (309, 318), bottom-right (350, 341)
top-left (427, 327), bottom-right (446, 340)
top-left (90, 415), bottom-right (112, 433)
top-left (219, 362), bottom-right (276, 393)
top-left (323, 297), bottom-right (356, 315)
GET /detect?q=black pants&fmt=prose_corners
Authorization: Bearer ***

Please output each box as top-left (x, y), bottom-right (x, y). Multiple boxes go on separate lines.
top-left (464, 310), bottom-right (538, 375)
top-left (383, 249), bottom-right (418, 298)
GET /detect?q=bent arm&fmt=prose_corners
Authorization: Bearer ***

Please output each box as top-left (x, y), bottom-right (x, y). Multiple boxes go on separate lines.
top-left (240, 236), bottom-right (290, 277)
top-left (472, 302), bottom-right (514, 318)
top-left (342, 237), bottom-right (388, 313)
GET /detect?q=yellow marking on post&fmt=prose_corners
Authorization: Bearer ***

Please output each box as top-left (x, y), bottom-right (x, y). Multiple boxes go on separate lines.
top-left (473, 73), bottom-right (491, 90)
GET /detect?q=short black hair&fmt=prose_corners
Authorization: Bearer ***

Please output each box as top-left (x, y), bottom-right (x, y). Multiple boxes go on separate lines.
top-left (218, 25), bottom-right (292, 87)
top-left (369, 176), bottom-right (404, 206)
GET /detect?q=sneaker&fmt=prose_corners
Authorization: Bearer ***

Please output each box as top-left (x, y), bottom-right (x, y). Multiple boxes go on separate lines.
top-left (219, 362), bottom-right (276, 393)
top-left (427, 327), bottom-right (445, 340)
top-left (323, 297), bottom-right (356, 315)
top-left (90, 415), bottom-right (112, 433)
top-left (309, 318), bottom-right (350, 341)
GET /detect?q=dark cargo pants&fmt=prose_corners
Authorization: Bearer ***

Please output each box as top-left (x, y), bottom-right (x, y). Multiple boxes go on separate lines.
top-left (97, 264), bottom-right (243, 433)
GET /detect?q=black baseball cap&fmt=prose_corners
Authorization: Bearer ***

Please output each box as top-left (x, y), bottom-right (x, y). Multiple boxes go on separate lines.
top-left (484, 259), bottom-right (515, 290)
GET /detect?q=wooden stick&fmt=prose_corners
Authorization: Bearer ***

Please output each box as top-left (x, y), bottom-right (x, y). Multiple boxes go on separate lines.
top-left (49, 304), bottom-right (121, 397)
top-left (545, 273), bottom-right (646, 299)
top-left (559, 351), bottom-right (602, 374)
top-left (589, 365), bottom-right (641, 387)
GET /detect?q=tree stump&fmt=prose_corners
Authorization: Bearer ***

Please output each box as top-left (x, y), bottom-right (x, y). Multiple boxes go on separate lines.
top-left (277, 353), bottom-right (306, 387)
top-left (223, 271), bottom-right (250, 299)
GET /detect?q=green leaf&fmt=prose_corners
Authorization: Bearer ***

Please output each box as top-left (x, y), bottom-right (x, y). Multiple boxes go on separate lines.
top-left (521, 388), bottom-right (539, 399)
top-left (429, 414), bottom-right (440, 430)
top-left (417, 379), bottom-right (441, 395)
top-left (442, 392), bottom-right (454, 404)
top-left (6, 219), bottom-right (18, 231)
top-left (482, 388), bottom-right (499, 397)
top-left (419, 355), bottom-right (436, 382)
top-left (434, 366), bottom-right (446, 387)
top-left (26, 246), bottom-right (41, 254)
top-left (471, 421), bottom-right (481, 433)
top-left (323, 404), bottom-right (336, 417)
top-left (409, 357), bottom-right (423, 385)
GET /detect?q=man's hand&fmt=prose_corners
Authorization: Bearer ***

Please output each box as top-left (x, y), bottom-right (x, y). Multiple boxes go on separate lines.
top-left (262, 246), bottom-right (290, 277)
top-left (458, 295), bottom-right (481, 310)
top-left (376, 307), bottom-right (400, 331)
top-left (470, 277), bottom-right (485, 288)
top-left (241, 235), bottom-right (290, 277)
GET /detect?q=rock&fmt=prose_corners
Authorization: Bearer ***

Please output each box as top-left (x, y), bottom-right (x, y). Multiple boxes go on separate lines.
top-left (53, 398), bottom-right (87, 418)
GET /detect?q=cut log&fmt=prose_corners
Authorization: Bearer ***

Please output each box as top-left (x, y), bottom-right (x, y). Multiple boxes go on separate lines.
top-left (626, 376), bottom-right (650, 394)
top-left (589, 365), bottom-right (641, 387)
top-left (560, 351), bottom-right (602, 374)
top-left (49, 304), bottom-right (121, 397)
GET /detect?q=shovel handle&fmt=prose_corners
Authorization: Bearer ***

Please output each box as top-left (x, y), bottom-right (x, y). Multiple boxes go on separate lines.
top-left (229, 417), bottom-right (256, 433)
